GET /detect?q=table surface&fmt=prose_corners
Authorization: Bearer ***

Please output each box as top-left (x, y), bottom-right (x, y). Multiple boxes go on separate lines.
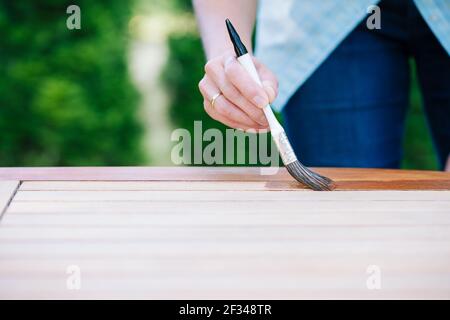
top-left (0, 166), bottom-right (449, 299)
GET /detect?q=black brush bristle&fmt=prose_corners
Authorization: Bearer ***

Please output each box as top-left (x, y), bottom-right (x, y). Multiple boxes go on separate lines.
top-left (286, 161), bottom-right (335, 191)
top-left (309, 170), bottom-right (334, 184)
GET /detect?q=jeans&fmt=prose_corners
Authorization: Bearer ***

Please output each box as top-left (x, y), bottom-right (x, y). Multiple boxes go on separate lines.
top-left (282, 0), bottom-right (450, 169)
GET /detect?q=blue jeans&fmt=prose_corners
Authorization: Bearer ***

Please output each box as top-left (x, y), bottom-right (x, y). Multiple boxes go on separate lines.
top-left (282, 0), bottom-right (450, 169)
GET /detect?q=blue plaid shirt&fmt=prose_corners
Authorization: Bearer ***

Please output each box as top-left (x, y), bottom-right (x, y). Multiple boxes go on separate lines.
top-left (255, 0), bottom-right (450, 111)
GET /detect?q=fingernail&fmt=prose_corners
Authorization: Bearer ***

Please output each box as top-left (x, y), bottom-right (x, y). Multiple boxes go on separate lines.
top-left (264, 85), bottom-right (276, 102)
top-left (245, 128), bottom-right (258, 134)
top-left (253, 96), bottom-right (267, 108)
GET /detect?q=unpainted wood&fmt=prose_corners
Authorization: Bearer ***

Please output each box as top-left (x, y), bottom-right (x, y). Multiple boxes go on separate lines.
top-left (0, 181), bottom-right (19, 218)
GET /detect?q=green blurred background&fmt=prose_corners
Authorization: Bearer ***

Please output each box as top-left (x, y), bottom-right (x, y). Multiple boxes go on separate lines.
top-left (0, 0), bottom-right (439, 169)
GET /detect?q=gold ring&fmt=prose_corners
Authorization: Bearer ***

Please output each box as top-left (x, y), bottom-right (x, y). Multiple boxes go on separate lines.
top-left (210, 93), bottom-right (221, 109)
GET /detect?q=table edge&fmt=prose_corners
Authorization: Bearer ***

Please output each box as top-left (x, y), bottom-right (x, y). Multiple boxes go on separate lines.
top-left (0, 167), bottom-right (449, 191)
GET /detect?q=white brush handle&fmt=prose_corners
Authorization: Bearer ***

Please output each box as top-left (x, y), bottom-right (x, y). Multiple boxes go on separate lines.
top-left (237, 53), bottom-right (298, 165)
top-left (237, 54), bottom-right (284, 134)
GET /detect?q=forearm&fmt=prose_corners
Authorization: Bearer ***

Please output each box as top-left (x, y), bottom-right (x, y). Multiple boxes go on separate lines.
top-left (193, 0), bottom-right (257, 59)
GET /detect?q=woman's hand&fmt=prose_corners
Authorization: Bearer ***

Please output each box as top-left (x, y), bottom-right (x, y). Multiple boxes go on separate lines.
top-left (198, 50), bottom-right (278, 131)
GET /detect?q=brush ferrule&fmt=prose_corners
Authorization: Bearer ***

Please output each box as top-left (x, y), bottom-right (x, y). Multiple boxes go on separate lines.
top-left (273, 131), bottom-right (297, 165)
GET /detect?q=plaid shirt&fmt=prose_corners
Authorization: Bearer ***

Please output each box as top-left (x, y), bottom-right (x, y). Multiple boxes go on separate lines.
top-left (255, 0), bottom-right (450, 111)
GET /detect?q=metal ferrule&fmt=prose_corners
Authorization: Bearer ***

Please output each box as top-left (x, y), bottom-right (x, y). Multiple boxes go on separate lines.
top-left (273, 131), bottom-right (297, 165)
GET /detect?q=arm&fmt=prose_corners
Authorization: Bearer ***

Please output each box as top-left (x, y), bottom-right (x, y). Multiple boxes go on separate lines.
top-left (193, 0), bottom-right (278, 130)
top-left (193, 0), bottom-right (257, 59)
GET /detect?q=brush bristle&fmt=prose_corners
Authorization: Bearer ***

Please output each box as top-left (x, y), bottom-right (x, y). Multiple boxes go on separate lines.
top-left (285, 161), bottom-right (335, 191)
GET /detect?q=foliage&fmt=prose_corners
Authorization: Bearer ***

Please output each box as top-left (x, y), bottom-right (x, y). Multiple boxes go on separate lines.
top-left (402, 61), bottom-right (438, 170)
top-left (171, 0), bottom-right (193, 11)
top-left (162, 33), bottom-right (212, 131)
top-left (0, 0), bottom-right (145, 166)
top-left (162, 32), bottom-right (277, 166)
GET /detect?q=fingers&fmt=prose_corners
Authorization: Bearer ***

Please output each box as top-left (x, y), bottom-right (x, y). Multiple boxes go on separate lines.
top-left (253, 57), bottom-right (278, 103)
top-left (199, 51), bottom-right (278, 131)
top-left (198, 75), bottom-right (263, 130)
top-left (205, 56), bottom-right (268, 127)
top-left (203, 101), bottom-right (250, 131)
top-left (223, 56), bottom-right (269, 109)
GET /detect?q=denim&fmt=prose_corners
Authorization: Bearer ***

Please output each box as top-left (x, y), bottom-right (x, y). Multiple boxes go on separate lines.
top-left (281, 0), bottom-right (450, 169)
top-left (255, 0), bottom-right (450, 111)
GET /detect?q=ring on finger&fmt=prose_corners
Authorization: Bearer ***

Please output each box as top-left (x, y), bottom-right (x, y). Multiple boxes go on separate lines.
top-left (210, 92), bottom-right (222, 109)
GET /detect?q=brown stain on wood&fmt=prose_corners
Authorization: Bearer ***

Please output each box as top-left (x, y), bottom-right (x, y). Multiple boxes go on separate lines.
top-left (0, 167), bottom-right (449, 190)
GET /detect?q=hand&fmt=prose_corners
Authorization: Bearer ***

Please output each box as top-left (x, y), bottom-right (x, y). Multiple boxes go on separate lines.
top-left (198, 50), bottom-right (278, 131)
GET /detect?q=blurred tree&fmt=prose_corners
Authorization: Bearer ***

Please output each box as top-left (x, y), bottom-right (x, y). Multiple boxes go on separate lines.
top-left (172, 0), bottom-right (193, 11)
top-left (0, 0), bottom-right (145, 166)
top-left (162, 32), bottom-right (277, 166)
top-left (162, 33), bottom-right (210, 131)
top-left (402, 61), bottom-right (439, 170)
top-left (160, 0), bottom-right (218, 134)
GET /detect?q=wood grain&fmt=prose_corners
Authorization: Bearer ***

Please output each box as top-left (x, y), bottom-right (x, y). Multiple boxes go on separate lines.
top-left (1, 166), bottom-right (449, 190)
top-left (11, 189), bottom-right (450, 202)
top-left (1, 225), bottom-right (450, 241)
top-left (3, 211), bottom-right (450, 227)
top-left (0, 167), bottom-right (449, 299)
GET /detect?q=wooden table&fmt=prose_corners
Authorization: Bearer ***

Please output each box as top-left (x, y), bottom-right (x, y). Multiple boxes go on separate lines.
top-left (0, 167), bottom-right (449, 299)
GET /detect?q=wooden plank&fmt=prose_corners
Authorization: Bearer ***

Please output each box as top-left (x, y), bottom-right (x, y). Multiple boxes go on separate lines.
top-left (2, 237), bottom-right (446, 299)
top-left (7, 199), bottom-right (450, 214)
top-left (2, 257), bottom-right (449, 277)
top-left (0, 166), bottom-right (306, 181)
top-left (0, 252), bottom-right (448, 299)
top-left (2, 211), bottom-right (450, 227)
top-left (1, 282), bottom-right (448, 299)
top-left (1, 225), bottom-right (449, 242)
top-left (11, 190), bottom-right (450, 202)
top-left (1, 167), bottom-right (449, 190)
top-left (1, 272), bottom-right (448, 300)
top-left (0, 181), bottom-right (19, 218)
top-left (18, 181), bottom-right (450, 199)
top-left (1, 268), bottom-right (449, 293)
top-left (1, 241), bottom-right (449, 259)
top-left (21, 181), bottom-right (294, 191)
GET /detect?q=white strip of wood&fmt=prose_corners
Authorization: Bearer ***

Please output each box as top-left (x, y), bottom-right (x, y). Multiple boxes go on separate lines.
top-left (13, 190), bottom-right (450, 201)
top-left (1, 241), bottom-right (449, 259)
top-left (2, 210), bottom-right (450, 226)
top-left (6, 199), bottom-right (450, 214)
top-left (21, 181), bottom-right (299, 191)
top-left (1, 257), bottom-right (448, 276)
top-left (7, 199), bottom-right (450, 215)
top-left (1, 225), bottom-right (449, 241)
top-left (1, 284), bottom-right (448, 299)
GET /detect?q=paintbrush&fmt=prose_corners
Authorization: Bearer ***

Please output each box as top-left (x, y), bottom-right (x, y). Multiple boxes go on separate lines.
top-left (226, 18), bottom-right (334, 191)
